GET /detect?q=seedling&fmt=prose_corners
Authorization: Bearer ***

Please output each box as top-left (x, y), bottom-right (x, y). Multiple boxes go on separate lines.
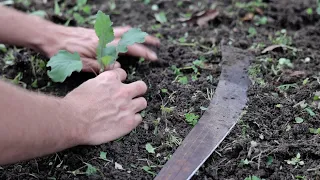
top-left (185, 113), bottom-right (199, 126)
top-left (244, 176), bottom-right (262, 180)
top-left (317, 0), bottom-right (320, 15)
top-left (142, 166), bottom-right (157, 176)
top-left (309, 128), bottom-right (320, 134)
top-left (155, 12), bottom-right (167, 24)
top-left (47, 11), bottom-right (148, 82)
top-left (254, 16), bottom-right (267, 26)
top-left (295, 117), bottom-right (304, 124)
top-left (248, 27), bottom-right (257, 38)
top-left (235, 0), bottom-right (267, 12)
top-left (285, 153), bottom-right (304, 166)
top-left (239, 158), bottom-right (250, 166)
top-left (145, 143), bottom-right (156, 154)
top-left (306, 8), bottom-right (313, 15)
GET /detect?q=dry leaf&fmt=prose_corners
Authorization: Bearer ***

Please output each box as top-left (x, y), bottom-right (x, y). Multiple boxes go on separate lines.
top-left (241, 13), bottom-right (254, 21)
top-left (255, 8), bottom-right (264, 15)
top-left (178, 9), bottom-right (219, 27)
top-left (115, 162), bottom-right (124, 170)
top-left (289, 71), bottom-right (306, 77)
top-left (261, 45), bottom-right (284, 54)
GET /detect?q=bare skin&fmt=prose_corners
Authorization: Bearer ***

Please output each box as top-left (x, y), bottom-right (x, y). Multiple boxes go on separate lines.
top-left (0, 5), bottom-right (159, 165)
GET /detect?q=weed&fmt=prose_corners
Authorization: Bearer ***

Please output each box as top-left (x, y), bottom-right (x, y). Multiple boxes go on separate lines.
top-left (254, 16), bottom-right (268, 26)
top-left (271, 29), bottom-right (292, 46)
top-left (178, 76), bottom-right (188, 85)
top-left (145, 143), bottom-right (156, 154)
top-left (306, 8), bottom-right (313, 15)
top-left (285, 153), bottom-right (304, 167)
top-left (155, 12), bottom-right (167, 24)
top-left (235, 0), bottom-right (267, 12)
top-left (47, 11), bottom-right (148, 82)
top-left (248, 27), bottom-right (257, 38)
top-left (295, 117), bottom-right (304, 124)
top-left (239, 158), bottom-right (250, 167)
top-left (266, 156), bottom-right (273, 166)
top-left (309, 128), bottom-right (320, 134)
top-left (317, 0), bottom-right (320, 15)
top-left (244, 176), bottom-right (262, 180)
top-left (142, 166), bottom-right (157, 176)
top-left (185, 113), bottom-right (199, 126)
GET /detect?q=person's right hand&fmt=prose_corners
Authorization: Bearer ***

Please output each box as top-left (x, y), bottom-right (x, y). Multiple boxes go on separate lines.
top-left (63, 68), bottom-right (147, 145)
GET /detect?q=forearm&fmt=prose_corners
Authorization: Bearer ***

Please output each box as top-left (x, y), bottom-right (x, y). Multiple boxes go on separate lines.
top-left (0, 5), bottom-right (63, 54)
top-left (0, 81), bottom-right (82, 165)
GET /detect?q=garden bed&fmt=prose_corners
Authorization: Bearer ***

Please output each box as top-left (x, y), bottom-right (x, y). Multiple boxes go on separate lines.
top-left (1, 0), bottom-right (320, 179)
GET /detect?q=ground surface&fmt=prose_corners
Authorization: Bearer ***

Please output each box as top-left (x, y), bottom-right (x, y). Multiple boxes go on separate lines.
top-left (0, 0), bottom-right (320, 180)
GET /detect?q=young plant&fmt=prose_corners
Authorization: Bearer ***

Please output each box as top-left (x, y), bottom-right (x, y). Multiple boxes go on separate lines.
top-left (285, 153), bottom-right (304, 167)
top-left (47, 11), bottom-right (148, 82)
top-left (185, 113), bottom-right (199, 126)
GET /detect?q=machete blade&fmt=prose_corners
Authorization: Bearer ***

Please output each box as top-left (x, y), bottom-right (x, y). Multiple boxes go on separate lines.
top-left (155, 46), bottom-right (252, 180)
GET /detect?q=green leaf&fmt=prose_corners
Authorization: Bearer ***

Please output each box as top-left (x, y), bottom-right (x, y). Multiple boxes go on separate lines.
top-left (54, 0), bottom-right (61, 15)
top-left (145, 143), bottom-right (156, 154)
top-left (95, 11), bottom-right (115, 66)
top-left (295, 117), bottom-right (304, 124)
top-left (77, 0), bottom-right (87, 7)
top-left (99, 151), bottom-right (107, 160)
top-left (317, 7), bottom-right (320, 15)
top-left (101, 45), bottom-right (117, 66)
top-left (47, 50), bottom-right (82, 82)
top-left (30, 10), bottom-right (47, 18)
top-left (305, 107), bottom-right (316, 117)
top-left (178, 76), bottom-right (188, 85)
top-left (155, 12), bottom-right (167, 23)
top-left (84, 163), bottom-right (97, 176)
top-left (117, 28), bottom-right (148, 53)
top-left (142, 166), bottom-right (157, 176)
top-left (0, 44), bottom-right (7, 53)
top-left (266, 156), bottom-right (273, 166)
top-left (74, 13), bottom-right (85, 25)
top-left (82, 5), bottom-right (91, 14)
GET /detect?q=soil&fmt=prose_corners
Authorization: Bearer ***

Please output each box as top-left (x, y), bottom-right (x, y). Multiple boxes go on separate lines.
top-left (0, 0), bottom-right (320, 180)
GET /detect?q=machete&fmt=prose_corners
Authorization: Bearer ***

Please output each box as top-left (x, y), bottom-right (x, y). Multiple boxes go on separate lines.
top-left (155, 46), bottom-right (252, 180)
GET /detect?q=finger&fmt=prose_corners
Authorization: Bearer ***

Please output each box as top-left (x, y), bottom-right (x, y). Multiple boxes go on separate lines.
top-left (145, 35), bottom-right (161, 46)
top-left (114, 26), bottom-right (132, 37)
top-left (105, 61), bottom-right (121, 70)
top-left (126, 44), bottom-right (158, 61)
top-left (111, 68), bottom-right (127, 81)
top-left (81, 58), bottom-right (121, 72)
top-left (131, 97), bottom-right (147, 113)
top-left (134, 114), bottom-right (143, 125)
top-left (81, 58), bottom-right (100, 73)
top-left (125, 80), bottom-right (148, 98)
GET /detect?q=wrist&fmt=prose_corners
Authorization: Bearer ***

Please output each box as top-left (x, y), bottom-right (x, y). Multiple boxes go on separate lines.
top-left (57, 98), bottom-right (86, 147)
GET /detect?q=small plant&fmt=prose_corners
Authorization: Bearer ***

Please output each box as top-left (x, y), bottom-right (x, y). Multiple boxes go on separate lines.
top-left (248, 27), bottom-right (257, 38)
top-left (145, 143), bottom-right (156, 154)
top-left (306, 8), bottom-right (313, 15)
top-left (185, 113), bottom-right (199, 126)
top-left (235, 0), bottom-right (267, 12)
top-left (47, 11), bottom-right (148, 82)
top-left (244, 175), bottom-right (261, 180)
top-left (285, 153), bottom-right (304, 167)
top-left (142, 166), bottom-right (157, 176)
top-left (239, 158), bottom-right (250, 167)
top-left (271, 29), bottom-right (292, 46)
top-left (309, 128), bottom-right (320, 134)
top-left (317, 0), bottom-right (320, 15)
top-left (155, 11), bottom-right (167, 24)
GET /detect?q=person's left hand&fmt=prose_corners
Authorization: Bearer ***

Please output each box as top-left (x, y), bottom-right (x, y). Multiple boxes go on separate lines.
top-left (41, 26), bottom-right (160, 72)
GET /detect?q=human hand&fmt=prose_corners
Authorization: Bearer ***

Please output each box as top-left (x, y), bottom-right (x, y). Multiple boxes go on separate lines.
top-left (63, 68), bottom-right (147, 145)
top-left (42, 26), bottom-right (160, 73)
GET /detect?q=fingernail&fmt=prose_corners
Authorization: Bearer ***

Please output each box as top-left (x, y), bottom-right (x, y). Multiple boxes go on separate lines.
top-left (149, 51), bottom-right (158, 61)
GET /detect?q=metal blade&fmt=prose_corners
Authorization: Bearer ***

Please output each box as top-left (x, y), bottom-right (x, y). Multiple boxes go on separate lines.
top-left (155, 46), bottom-right (252, 180)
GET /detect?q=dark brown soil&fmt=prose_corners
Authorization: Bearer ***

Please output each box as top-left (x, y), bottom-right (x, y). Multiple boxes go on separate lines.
top-left (1, 0), bottom-right (320, 180)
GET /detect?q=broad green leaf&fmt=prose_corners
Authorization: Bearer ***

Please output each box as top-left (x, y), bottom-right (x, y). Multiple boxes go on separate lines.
top-left (95, 11), bottom-right (114, 44)
top-left (84, 163), bottom-right (97, 176)
top-left (117, 28), bottom-right (148, 53)
top-left (47, 50), bottom-right (82, 82)
top-left (102, 56), bottom-right (114, 67)
top-left (155, 12), bottom-right (167, 23)
top-left (145, 143), bottom-right (156, 154)
top-left (95, 11), bottom-right (114, 65)
top-left (178, 76), bottom-right (188, 85)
